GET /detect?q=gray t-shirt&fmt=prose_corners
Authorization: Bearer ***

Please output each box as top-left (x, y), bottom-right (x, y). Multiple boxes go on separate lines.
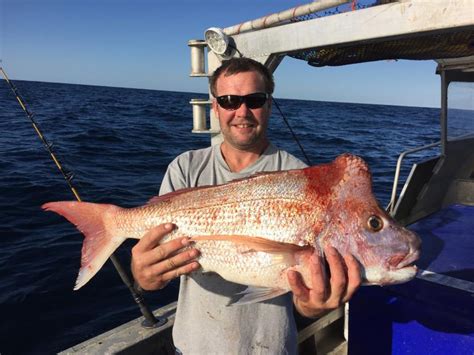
top-left (159, 143), bottom-right (307, 355)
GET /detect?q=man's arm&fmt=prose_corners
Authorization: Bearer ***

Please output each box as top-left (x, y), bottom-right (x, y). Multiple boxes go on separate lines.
top-left (288, 246), bottom-right (361, 318)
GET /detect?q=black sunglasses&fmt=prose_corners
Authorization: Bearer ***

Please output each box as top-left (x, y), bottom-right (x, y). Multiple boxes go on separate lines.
top-left (216, 93), bottom-right (269, 110)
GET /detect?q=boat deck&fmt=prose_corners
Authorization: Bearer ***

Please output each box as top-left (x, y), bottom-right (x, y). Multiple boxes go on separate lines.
top-left (415, 204), bottom-right (473, 281)
top-left (349, 204), bottom-right (474, 354)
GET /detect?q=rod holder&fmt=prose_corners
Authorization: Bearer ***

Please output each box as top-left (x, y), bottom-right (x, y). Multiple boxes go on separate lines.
top-left (190, 99), bottom-right (211, 132)
top-left (188, 40), bottom-right (208, 77)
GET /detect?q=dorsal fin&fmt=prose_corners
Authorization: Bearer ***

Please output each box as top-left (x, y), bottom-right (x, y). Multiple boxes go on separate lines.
top-left (223, 169), bottom-right (294, 185)
top-left (147, 185), bottom-right (214, 205)
top-left (146, 168), bottom-right (303, 205)
top-left (334, 153), bottom-right (372, 193)
top-left (335, 153), bottom-right (371, 176)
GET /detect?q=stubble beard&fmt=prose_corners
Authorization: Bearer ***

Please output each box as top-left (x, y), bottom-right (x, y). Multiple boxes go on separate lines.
top-left (223, 127), bottom-right (268, 151)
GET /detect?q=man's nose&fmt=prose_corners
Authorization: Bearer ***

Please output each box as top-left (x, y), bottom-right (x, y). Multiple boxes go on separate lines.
top-left (235, 101), bottom-right (251, 115)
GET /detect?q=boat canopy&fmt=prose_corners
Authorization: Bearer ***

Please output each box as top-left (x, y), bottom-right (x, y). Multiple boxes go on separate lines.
top-left (282, 2), bottom-right (474, 67)
top-left (290, 30), bottom-right (474, 67)
top-left (204, 0), bottom-right (474, 70)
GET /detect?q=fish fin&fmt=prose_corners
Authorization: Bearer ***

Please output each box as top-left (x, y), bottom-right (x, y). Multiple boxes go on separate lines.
top-left (262, 253), bottom-right (295, 268)
top-left (147, 169), bottom-right (302, 205)
top-left (42, 201), bottom-right (125, 290)
top-left (228, 287), bottom-right (288, 305)
top-left (191, 235), bottom-right (311, 254)
top-left (147, 185), bottom-right (214, 205)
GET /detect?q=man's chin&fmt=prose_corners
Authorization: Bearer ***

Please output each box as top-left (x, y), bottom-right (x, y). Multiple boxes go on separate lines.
top-left (221, 130), bottom-right (267, 149)
top-left (232, 139), bottom-right (268, 152)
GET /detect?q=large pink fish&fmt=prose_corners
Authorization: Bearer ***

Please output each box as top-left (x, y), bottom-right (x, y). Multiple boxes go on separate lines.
top-left (43, 154), bottom-right (420, 303)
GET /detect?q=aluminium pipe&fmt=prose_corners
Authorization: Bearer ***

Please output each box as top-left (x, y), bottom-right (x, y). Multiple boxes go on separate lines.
top-left (223, 0), bottom-right (351, 36)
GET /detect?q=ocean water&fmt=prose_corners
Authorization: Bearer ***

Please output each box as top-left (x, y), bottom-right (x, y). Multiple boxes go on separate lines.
top-left (0, 80), bottom-right (440, 354)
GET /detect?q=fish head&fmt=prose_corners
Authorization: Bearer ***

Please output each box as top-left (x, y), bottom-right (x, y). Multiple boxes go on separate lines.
top-left (321, 154), bottom-right (421, 286)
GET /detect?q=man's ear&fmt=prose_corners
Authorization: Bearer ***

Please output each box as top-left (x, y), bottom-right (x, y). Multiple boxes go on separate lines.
top-left (212, 99), bottom-right (219, 118)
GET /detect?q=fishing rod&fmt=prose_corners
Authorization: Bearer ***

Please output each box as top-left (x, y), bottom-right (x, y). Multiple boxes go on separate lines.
top-left (272, 98), bottom-right (312, 166)
top-left (0, 67), bottom-right (163, 328)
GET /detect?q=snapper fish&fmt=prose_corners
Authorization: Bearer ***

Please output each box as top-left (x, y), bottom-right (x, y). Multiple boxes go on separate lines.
top-left (43, 154), bottom-right (420, 304)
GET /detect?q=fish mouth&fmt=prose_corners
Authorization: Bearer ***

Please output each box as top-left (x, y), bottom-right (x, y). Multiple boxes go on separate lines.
top-left (363, 249), bottom-right (420, 286)
top-left (387, 244), bottom-right (420, 271)
top-left (395, 249), bottom-right (420, 269)
top-left (395, 231), bottom-right (422, 270)
top-left (362, 265), bottom-right (418, 285)
top-left (382, 249), bottom-right (420, 284)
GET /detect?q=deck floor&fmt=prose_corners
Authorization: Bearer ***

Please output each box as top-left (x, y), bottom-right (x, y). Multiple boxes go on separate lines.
top-left (412, 204), bottom-right (473, 282)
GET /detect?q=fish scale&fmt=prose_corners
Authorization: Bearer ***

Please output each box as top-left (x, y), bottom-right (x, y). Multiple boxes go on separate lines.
top-left (197, 241), bottom-right (294, 289)
top-left (118, 177), bottom-right (320, 244)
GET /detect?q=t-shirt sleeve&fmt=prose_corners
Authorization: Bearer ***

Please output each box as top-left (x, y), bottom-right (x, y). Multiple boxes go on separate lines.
top-left (280, 151), bottom-right (308, 170)
top-left (159, 156), bottom-right (189, 195)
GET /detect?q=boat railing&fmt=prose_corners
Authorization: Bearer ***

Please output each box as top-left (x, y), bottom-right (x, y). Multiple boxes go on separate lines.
top-left (388, 141), bottom-right (442, 215)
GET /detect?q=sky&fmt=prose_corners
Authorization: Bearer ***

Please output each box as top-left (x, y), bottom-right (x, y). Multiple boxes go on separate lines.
top-left (0, 0), bottom-right (463, 108)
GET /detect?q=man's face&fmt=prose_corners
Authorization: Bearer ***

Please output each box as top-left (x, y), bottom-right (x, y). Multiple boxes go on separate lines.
top-left (212, 70), bottom-right (271, 151)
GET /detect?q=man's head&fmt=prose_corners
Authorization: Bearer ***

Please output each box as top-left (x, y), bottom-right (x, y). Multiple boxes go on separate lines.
top-left (211, 58), bottom-right (274, 152)
top-left (210, 58), bottom-right (275, 97)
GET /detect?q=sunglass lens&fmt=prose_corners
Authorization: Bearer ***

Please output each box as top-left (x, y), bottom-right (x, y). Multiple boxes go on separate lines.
top-left (245, 93), bottom-right (267, 109)
top-left (217, 95), bottom-right (241, 110)
top-left (217, 93), bottom-right (268, 110)
top-left (227, 95), bottom-right (242, 109)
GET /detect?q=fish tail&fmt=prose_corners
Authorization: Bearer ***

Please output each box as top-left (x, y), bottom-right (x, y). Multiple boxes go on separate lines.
top-left (42, 201), bottom-right (125, 290)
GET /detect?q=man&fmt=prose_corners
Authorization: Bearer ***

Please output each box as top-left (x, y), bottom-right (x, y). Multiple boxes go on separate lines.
top-left (131, 58), bottom-right (361, 354)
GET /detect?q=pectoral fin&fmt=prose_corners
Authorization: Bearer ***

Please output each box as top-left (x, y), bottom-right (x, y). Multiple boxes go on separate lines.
top-left (191, 235), bottom-right (310, 253)
top-left (228, 286), bottom-right (289, 306)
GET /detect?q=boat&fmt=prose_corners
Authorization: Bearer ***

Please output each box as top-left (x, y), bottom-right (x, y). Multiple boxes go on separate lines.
top-left (60, 0), bottom-right (473, 353)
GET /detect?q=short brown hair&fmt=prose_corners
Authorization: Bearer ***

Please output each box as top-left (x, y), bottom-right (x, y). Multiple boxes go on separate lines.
top-left (210, 57), bottom-right (275, 97)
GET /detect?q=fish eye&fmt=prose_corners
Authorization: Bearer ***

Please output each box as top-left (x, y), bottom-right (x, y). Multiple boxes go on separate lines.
top-left (367, 215), bottom-right (383, 232)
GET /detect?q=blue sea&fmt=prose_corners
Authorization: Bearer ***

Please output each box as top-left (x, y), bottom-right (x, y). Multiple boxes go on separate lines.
top-left (0, 80), bottom-right (441, 354)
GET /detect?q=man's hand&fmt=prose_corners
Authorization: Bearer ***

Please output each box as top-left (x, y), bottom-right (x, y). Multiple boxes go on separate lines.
top-left (131, 223), bottom-right (200, 291)
top-left (288, 246), bottom-right (361, 318)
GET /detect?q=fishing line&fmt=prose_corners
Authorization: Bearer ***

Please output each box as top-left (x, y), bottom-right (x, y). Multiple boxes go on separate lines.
top-left (272, 97), bottom-right (312, 165)
top-left (0, 67), bottom-right (162, 328)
